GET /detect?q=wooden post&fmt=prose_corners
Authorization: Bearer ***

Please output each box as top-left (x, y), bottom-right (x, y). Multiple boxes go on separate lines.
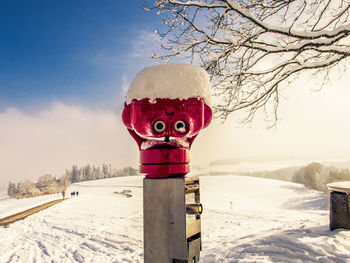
top-left (327, 182), bottom-right (350, 231)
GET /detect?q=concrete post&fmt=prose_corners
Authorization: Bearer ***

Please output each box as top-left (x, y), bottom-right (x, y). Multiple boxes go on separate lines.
top-left (143, 177), bottom-right (201, 263)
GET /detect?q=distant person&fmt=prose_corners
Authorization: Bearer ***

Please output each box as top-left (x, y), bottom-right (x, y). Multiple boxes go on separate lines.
top-left (62, 190), bottom-right (66, 199)
top-left (76, 191), bottom-right (79, 197)
top-left (71, 191), bottom-right (75, 197)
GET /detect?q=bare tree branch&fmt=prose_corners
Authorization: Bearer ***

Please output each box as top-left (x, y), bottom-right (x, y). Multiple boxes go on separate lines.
top-left (146, 0), bottom-right (350, 126)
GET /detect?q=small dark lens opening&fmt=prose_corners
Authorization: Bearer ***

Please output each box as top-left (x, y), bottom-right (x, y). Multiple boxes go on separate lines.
top-left (156, 122), bottom-right (164, 130)
top-left (154, 120), bottom-right (166, 133)
top-left (176, 122), bottom-right (184, 129)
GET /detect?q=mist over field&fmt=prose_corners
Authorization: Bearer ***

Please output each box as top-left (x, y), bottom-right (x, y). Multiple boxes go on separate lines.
top-left (0, 103), bottom-right (138, 191)
top-left (3, 72), bottom-right (350, 192)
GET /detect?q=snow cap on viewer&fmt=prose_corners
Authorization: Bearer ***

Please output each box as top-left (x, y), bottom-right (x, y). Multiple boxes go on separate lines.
top-left (125, 64), bottom-right (211, 106)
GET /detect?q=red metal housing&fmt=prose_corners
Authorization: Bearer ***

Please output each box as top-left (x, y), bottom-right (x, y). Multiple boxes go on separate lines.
top-left (122, 98), bottom-right (212, 178)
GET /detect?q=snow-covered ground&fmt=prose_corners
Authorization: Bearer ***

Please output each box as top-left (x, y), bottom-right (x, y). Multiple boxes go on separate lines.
top-left (208, 160), bottom-right (310, 174)
top-left (1, 175), bottom-right (349, 263)
top-left (0, 192), bottom-right (63, 219)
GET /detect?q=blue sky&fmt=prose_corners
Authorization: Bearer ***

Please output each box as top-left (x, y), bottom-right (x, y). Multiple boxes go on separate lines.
top-left (2, 0), bottom-right (350, 190)
top-left (0, 0), bottom-right (159, 112)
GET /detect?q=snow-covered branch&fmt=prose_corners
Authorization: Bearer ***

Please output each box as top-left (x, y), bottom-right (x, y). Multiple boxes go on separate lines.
top-left (147, 0), bottom-right (350, 125)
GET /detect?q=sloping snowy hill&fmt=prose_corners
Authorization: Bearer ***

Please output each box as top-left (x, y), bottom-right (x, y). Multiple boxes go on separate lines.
top-left (0, 175), bottom-right (349, 263)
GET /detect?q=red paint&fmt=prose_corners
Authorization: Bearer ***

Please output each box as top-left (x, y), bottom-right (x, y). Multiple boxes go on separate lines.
top-left (140, 148), bottom-right (190, 164)
top-left (122, 98), bottom-right (212, 178)
top-left (140, 163), bottom-right (190, 178)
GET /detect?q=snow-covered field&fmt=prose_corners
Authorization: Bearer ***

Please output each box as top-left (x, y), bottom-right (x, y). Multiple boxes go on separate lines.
top-left (0, 192), bottom-right (64, 219)
top-left (208, 160), bottom-right (309, 173)
top-left (1, 175), bottom-right (350, 263)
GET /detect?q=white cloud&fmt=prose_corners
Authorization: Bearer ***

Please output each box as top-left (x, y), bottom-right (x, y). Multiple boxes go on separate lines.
top-left (0, 102), bottom-right (138, 190)
top-left (130, 30), bottom-right (160, 59)
top-left (90, 30), bottom-right (160, 71)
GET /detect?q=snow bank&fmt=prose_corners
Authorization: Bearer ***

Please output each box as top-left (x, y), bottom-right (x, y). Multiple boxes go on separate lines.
top-left (126, 64), bottom-right (211, 106)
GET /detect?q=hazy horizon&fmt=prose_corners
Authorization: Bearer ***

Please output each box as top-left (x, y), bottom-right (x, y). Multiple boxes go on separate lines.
top-left (2, 1), bottom-right (350, 193)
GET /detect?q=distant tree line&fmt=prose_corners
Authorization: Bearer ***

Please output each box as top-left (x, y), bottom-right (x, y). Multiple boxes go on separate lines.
top-left (292, 162), bottom-right (350, 193)
top-left (67, 164), bottom-right (137, 183)
top-left (7, 174), bottom-right (69, 199)
top-left (7, 164), bottom-right (138, 199)
top-left (241, 166), bottom-right (300, 183)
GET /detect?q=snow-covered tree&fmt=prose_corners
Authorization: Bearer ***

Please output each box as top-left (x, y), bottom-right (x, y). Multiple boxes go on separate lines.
top-left (119, 167), bottom-right (138, 177)
top-left (93, 165), bottom-right (102, 179)
top-left (6, 164), bottom-right (138, 199)
top-left (71, 164), bottom-right (82, 183)
top-left (83, 164), bottom-right (93, 181)
top-left (36, 174), bottom-right (60, 194)
top-left (102, 163), bottom-right (110, 178)
top-left (7, 182), bottom-right (17, 197)
top-left (16, 180), bottom-right (40, 198)
top-left (293, 162), bottom-right (350, 193)
top-left (59, 172), bottom-right (71, 189)
top-left (147, 0), bottom-right (350, 125)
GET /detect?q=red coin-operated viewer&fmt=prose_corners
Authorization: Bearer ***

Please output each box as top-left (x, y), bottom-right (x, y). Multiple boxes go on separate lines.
top-left (122, 64), bottom-right (212, 178)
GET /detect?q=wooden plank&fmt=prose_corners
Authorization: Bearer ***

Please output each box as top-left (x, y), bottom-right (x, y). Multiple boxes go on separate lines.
top-left (186, 219), bottom-right (201, 238)
top-left (195, 179), bottom-right (200, 204)
top-left (185, 185), bottom-right (199, 194)
top-left (185, 176), bottom-right (199, 185)
top-left (188, 237), bottom-right (201, 263)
